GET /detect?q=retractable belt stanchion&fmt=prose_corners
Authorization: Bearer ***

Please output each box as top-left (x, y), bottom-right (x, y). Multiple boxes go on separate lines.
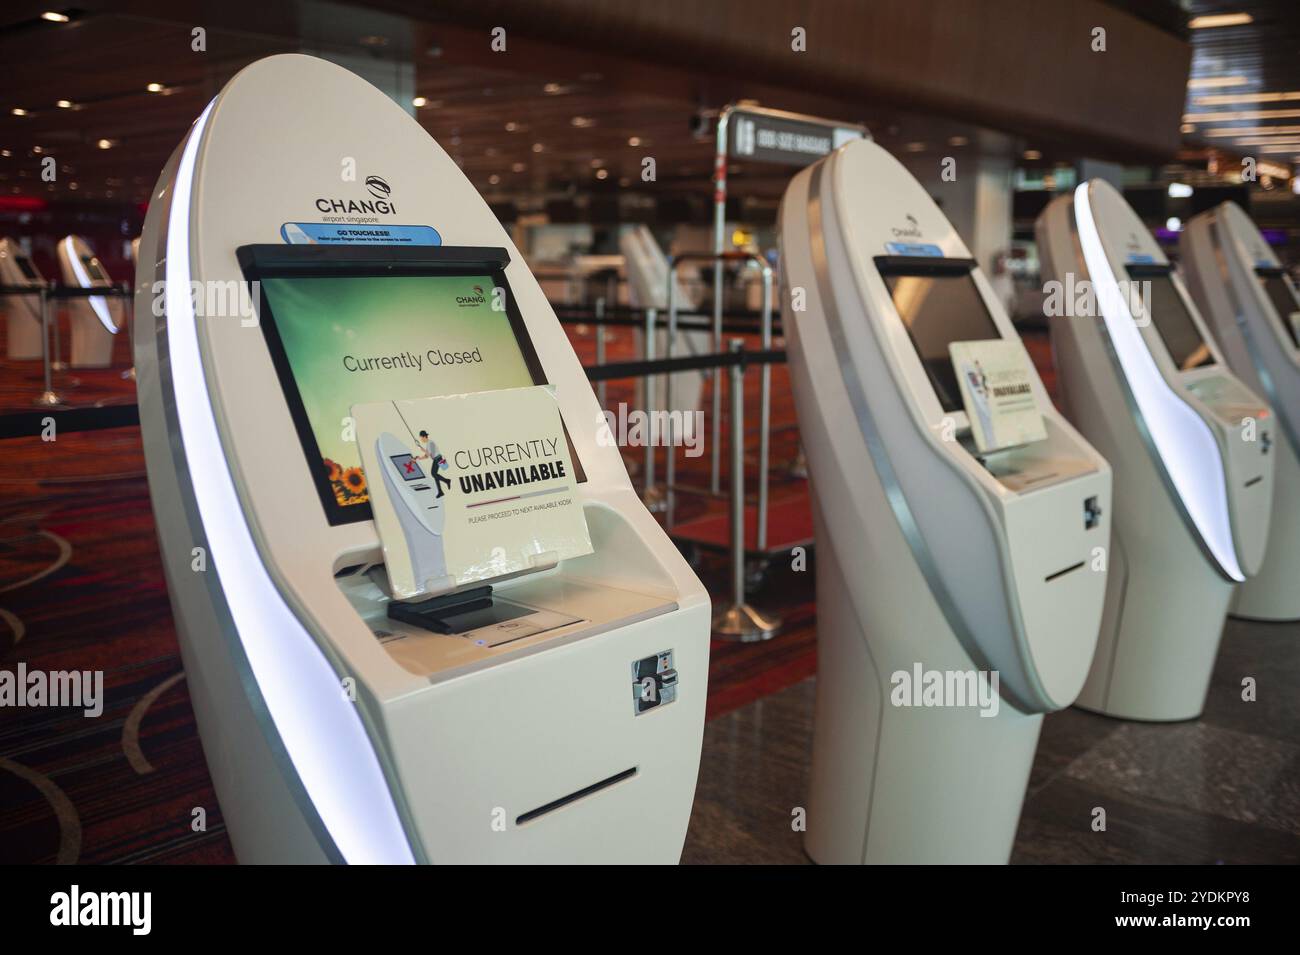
top-left (35, 289), bottom-right (63, 407)
top-left (642, 306), bottom-right (665, 511)
top-left (712, 340), bottom-right (781, 641)
top-left (594, 296), bottom-right (607, 409)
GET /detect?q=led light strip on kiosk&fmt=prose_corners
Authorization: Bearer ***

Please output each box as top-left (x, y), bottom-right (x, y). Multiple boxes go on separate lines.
top-left (1035, 179), bottom-right (1273, 721)
top-left (1181, 201), bottom-right (1300, 622)
top-left (135, 54), bottom-right (709, 864)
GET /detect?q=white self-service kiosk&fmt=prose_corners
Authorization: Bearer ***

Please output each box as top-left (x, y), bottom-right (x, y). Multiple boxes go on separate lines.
top-left (0, 237), bottom-right (46, 359)
top-left (57, 234), bottom-right (122, 368)
top-left (619, 224), bottom-right (709, 415)
top-left (1181, 202), bottom-right (1300, 621)
top-left (134, 54), bottom-right (709, 864)
top-left (1036, 180), bottom-right (1275, 720)
top-left (780, 138), bottom-right (1113, 864)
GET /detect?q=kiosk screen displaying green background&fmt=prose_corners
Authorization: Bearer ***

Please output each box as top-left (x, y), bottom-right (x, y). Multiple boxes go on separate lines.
top-left (260, 273), bottom-right (539, 523)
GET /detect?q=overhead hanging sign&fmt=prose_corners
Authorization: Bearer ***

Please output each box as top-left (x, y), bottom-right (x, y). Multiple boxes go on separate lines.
top-left (727, 107), bottom-right (866, 166)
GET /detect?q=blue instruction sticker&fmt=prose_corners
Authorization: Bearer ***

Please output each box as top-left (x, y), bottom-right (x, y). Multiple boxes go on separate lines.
top-left (1125, 253), bottom-right (1156, 264)
top-left (280, 222), bottom-right (442, 246)
top-left (885, 242), bottom-right (943, 257)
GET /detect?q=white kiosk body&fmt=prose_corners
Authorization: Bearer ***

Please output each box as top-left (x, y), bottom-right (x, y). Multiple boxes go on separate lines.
top-left (619, 224), bottom-right (709, 416)
top-left (1181, 202), bottom-right (1300, 621)
top-left (1036, 180), bottom-right (1275, 720)
top-left (0, 237), bottom-right (45, 359)
top-left (780, 138), bottom-right (1112, 864)
top-left (133, 54), bottom-right (709, 864)
top-left (57, 234), bottom-right (122, 368)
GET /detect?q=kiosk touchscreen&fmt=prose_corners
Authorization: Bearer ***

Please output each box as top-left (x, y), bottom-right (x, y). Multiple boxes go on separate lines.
top-left (1181, 202), bottom-right (1300, 621)
top-left (779, 138), bottom-right (1112, 864)
top-left (0, 237), bottom-right (45, 360)
top-left (58, 234), bottom-right (122, 368)
top-left (1036, 180), bottom-right (1275, 721)
top-left (133, 54), bottom-right (709, 864)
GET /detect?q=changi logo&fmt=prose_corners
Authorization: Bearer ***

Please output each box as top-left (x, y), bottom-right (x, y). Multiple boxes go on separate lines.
top-left (891, 213), bottom-right (922, 239)
top-left (315, 173), bottom-right (397, 216)
top-left (457, 284), bottom-right (488, 307)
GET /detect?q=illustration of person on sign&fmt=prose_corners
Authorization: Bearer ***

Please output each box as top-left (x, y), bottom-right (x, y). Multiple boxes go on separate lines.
top-left (417, 430), bottom-right (453, 498)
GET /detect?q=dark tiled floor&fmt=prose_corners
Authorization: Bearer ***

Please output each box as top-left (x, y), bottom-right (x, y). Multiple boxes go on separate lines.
top-left (683, 616), bottom-right (1300, 864)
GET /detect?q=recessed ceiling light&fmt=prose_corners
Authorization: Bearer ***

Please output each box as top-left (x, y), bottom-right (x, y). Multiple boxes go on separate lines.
top-left (11, 108), bottom-right (28, 116)
top-left (1168, 182), bottom-right (1193, 198)
top-left (1189, 13), bottom-right (1252, 29)
top-left (511, 162), bottom-right (525, 173)
top-left (505, 122), bottom-right (519, 132)
top-left (1184, 108), bottom-right (1300, 122)
top-left (489, 174), bottom-right (500, 185)
top-left (904, 141), bottom-right (925, 152)
top-left (590, 158), bottom-right (604, 167)
top-left (532, 143), bottom-right (544, 153)
top-left (571, 116), bottom-right (594, 128)
top-left (0, 150), bottom-right (11, 157)
top-left (40, 11), bottom-right (70, 23)
top-left (1187, 76), bottom-right (1250, 90)
top-left (97, 139), bottom-right (115, 150)
top-left (595, 168), bottom-right (608, 180)
top-left (146, 83), bottom-right (165, 93)
top-left (1195, 91), bottom-right (1300, 106)
top-left (543, 83), bottom-right (565, 95)
top-left (56, 99), bottom-right (73, 109)
top-left (628, 136), bottom-right (642, 147)
top-left (1023, 149), bottom-right (1042, 160)
top-left (947, 135), bottom-right (968, 147)
top-left (412, 96), bottom-right (427, 108)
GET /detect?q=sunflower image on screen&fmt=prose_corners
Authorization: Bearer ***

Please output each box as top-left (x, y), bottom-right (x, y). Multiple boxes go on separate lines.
top-left (376, 431), bottom-right (449, 590)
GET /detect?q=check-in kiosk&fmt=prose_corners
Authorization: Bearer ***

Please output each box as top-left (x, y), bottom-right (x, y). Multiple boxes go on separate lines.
top-left (1181, 202), bottom-right (1300, 621)
top-left (1036, 180), bottom-right (1274, 720)
top-left (780, 138), bottom-right (1112, 864)
top-left (57, 234), bottom-right (121, 367)
top-left (0, 237), bottom-right (45, 359)
top-left (134, 54), bottom-right (709, 864)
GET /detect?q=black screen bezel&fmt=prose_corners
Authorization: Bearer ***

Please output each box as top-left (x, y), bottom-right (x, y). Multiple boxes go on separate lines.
top-left (874, 256), bottom-right (1003, 414)
top-left (237, 243), bottom-right (586, 527)
top-left (1127, 263), bottom-right (1215, 371)
top-left (1256, 267), bottom-right (1300, 349)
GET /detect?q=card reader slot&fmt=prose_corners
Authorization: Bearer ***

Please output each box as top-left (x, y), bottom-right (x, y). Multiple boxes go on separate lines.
top-left (1244, 476), bottom-right (1263, 488)
top-left (515, 767), bottom-right (638, 825)
top-left (1044, 560), bottom-right (1085, 583)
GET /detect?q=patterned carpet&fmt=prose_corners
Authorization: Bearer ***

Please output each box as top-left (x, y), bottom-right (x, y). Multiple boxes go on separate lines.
top-left (0, 315), bottom-right (821, 864)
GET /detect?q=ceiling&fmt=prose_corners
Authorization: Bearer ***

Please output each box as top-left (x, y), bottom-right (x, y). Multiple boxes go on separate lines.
top-left (1180, 0), bottom-right (1300, 173)
top-left (0, 1), bottom-right (1295, 221)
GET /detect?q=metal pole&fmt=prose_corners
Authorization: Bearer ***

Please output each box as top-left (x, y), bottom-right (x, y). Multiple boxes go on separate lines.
top-left (594, 296), bottom-right (607, 409)
top-left (122, 286), bottom-right (135, 380)
top-left (710, 108), bottom-right (731, 497)
top-left (711, 339), bottom-right (780, 641)
top-left (50, 294), bottom-right (67, 371)
top-left (35, 289), bottom-right (63, 406)
top-left (757, 262), bottom-right (773, 551)
top-left (642, 307), bottom-right (665, 511)
top-left (664, 269), bottom-right (678, 528)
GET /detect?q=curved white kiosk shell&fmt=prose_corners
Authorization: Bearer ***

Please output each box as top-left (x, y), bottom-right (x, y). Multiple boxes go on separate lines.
top-left (134, 54), bottom-right (709, 863)
top-left (1036, 180), bottom-right (1275, 720)
top-left (1181, 202), bottom-right (1300, 621)
top-left (780, 138), bottom-right (1112, 864)
top-left (57, 234), bottom-right (122, 368)
top-left (0, 237), bottom-right (45, 360)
